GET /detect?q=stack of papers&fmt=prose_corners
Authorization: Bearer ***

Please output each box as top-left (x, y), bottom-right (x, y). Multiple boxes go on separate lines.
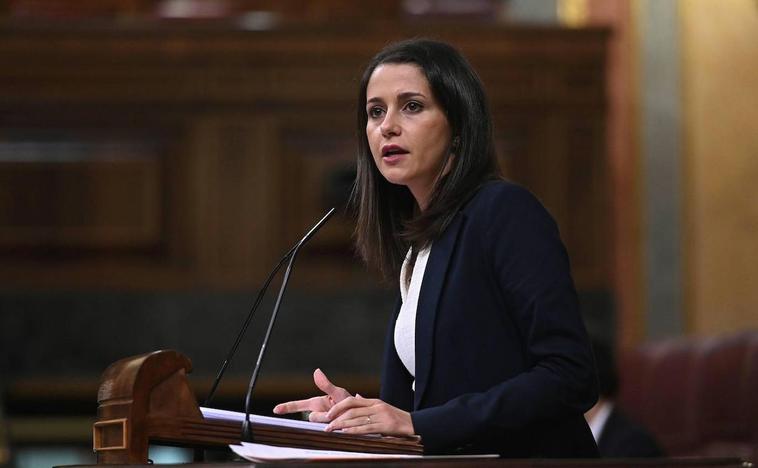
top-left (230, 442), bottom-right (423, 462)
top-left (200, 406), bottom-right (332, 432)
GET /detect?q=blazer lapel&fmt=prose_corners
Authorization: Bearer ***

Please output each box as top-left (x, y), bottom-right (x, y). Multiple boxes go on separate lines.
top-left (414, 212), bottom-right (465, 409)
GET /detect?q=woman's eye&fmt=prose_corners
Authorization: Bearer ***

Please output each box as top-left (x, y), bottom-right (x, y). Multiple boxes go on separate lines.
top-left (368, 107), bottom-right (384, 119)
top-left (405, 101), bottom-right (423, 112)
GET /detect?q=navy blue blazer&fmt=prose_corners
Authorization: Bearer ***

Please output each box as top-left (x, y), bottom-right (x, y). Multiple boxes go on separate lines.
top-left (380, 181), bottom-right (599, 457)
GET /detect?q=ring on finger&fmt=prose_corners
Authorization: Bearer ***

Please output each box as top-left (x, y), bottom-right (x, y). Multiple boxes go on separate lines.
top-left (366, 415), bottom-right (371, 425)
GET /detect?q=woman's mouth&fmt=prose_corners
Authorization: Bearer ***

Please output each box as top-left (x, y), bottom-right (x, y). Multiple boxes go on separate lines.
top-left (381, 145), bottom-right (409, 164)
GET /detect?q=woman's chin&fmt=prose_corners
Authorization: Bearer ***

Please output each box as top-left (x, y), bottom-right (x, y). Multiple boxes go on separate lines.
top-left (379, 170), bottom-right (410, 187)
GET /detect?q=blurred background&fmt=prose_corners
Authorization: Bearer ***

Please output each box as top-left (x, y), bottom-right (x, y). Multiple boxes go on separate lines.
top-left (0, 0), bottom-right (756, 466)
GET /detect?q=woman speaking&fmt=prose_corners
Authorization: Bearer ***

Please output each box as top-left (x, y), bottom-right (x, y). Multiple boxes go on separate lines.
top-left (274, 38), bottom-right (599, 458)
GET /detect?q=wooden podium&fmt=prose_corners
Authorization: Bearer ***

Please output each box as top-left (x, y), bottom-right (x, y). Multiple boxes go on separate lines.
top-left (92, 350), bottom-right (422, 464)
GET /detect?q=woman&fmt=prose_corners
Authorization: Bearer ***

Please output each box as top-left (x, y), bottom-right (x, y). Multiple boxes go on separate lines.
top-left (274, 38), bottom-right (598, 457)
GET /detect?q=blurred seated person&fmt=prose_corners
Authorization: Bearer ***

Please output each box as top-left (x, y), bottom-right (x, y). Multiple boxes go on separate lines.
top-left (586, 340), bottom-right (664, 458)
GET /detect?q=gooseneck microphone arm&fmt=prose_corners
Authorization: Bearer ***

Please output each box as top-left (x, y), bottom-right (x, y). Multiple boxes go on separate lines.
top-left (203, 243), bottom-right (297, 407)
top-left (240, 207), bottom-right (335, 442)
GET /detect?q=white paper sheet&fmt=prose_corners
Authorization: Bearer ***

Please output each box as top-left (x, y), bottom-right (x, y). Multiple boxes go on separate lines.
top-left (230, 442), bottom-right (499, 462)
top-left (230, 442), bottom-right (421, 462)
top-left (200, 406), bottom-right (328, 432)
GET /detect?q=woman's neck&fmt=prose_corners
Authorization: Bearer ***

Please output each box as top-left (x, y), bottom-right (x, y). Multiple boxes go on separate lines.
top-left (410, 186), bottom-right (431, 211)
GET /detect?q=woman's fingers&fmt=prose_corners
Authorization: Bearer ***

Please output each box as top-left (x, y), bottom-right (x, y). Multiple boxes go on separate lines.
top-left (272, 400), bottom-right (303, 414)
top-left (273, 370), bottom-right (351, 417)
top-left (329, 414), bottom-right (376, 431)
top-left (313, 368), bottom-right (351, 403)
top-left (273, 396), bottom-right (329, 415)
top-left (325, 395), bottom-right (373, 420)
top-left (327, 406), bottom-right (369, 426)
top-left (307, 411), bottom-right (331, 423)
top-left (326, 405), bottom-right (373, 432)
top-left (325, 398), bottom-right (415, 437)
top-left (275, 394), bottom-right (414, 436)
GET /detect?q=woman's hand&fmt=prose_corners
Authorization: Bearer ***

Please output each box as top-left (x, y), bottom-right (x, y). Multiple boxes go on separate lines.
top-left (324, 395), bottom-right (415, 437)
top-left (272, 368), bottom-right (351, 422)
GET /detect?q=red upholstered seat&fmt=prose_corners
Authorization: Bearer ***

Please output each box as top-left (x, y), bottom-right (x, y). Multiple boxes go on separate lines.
top-left (640, 339), bottom-right (702, 454)
top-left (617, 331), bottom-right (758, 462)
top-left (617, 344), bottom-right (655, 422)
top-left (693, 333), bottom-right (753, 459)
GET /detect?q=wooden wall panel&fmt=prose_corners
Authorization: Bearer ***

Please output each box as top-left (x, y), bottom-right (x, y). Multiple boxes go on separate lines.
top-left (0, 159), bottom-right (161, 249)
top-left (0, 23), bottom-right (609, 292)
top-left (187, 117), bottom-right (283, 286)
top-left (681, 0), bottom-right (758, 335)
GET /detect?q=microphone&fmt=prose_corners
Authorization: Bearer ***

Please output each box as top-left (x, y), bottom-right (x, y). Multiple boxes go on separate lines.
top-left (204, 208), bottom-right (335, 407)
top-left (203, 243), bottom-right (297, 406)
top-left (240, 207), bottom-right (336, 442)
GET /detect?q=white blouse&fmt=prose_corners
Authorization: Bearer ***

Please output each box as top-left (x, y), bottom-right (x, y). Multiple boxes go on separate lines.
top-left (394, 244), bottom-right (432, 391)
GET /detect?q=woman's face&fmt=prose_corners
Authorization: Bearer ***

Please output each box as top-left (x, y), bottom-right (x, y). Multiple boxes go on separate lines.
top-left (365, 63), bottom-right (452, 209)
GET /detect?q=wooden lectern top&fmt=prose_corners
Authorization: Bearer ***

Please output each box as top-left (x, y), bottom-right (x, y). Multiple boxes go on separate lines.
top-left (92, 350), bottom-right (422, 464)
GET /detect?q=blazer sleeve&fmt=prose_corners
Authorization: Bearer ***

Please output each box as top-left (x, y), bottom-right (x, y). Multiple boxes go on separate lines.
top-left (410, 186), bottom-right (598, 451)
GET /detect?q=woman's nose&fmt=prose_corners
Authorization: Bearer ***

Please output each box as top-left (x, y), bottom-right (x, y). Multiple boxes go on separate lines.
top-left (380, 110), bottom-right (400, 137)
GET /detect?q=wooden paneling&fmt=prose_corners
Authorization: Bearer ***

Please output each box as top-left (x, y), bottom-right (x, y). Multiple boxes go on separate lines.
top-left (681, 1), bottom-right (758, 335)
top-left (0, 23), bottom-right (609, 291)
top-left (0, 158), bottom-right (161, 248)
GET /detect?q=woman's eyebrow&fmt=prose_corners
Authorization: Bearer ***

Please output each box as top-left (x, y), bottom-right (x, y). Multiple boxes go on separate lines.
top-left (366, 91), bottom-right (427, 104)
top-left (397, 91), bottom-right (426, 100)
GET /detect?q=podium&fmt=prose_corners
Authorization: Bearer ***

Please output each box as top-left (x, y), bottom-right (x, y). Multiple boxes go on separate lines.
top-left (92, 350), bottom-right (423, 464)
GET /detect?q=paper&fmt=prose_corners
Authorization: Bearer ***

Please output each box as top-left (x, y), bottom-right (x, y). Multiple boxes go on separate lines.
top-left (230, 442), bottom-right (421, 462)
top-left (200, 406), bottom-right (329, 432)
top-left (230, 442), bottom-right (500, 462)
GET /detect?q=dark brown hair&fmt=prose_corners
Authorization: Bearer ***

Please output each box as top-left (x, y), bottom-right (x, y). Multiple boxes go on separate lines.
top-left (352, 39), bottom-right (500, 281)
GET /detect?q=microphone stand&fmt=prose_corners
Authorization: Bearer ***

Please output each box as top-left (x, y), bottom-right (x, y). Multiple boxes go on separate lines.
top-left (203, 244), bottom-right (296, 407)
top-left (240, 208), bottom-right (335, 442)
top-left (196, 244), bottom-right (296, 462)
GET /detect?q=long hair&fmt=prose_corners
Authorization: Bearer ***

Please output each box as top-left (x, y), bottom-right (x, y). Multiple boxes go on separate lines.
top-left (352, 39), bottom-right (500, 281)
